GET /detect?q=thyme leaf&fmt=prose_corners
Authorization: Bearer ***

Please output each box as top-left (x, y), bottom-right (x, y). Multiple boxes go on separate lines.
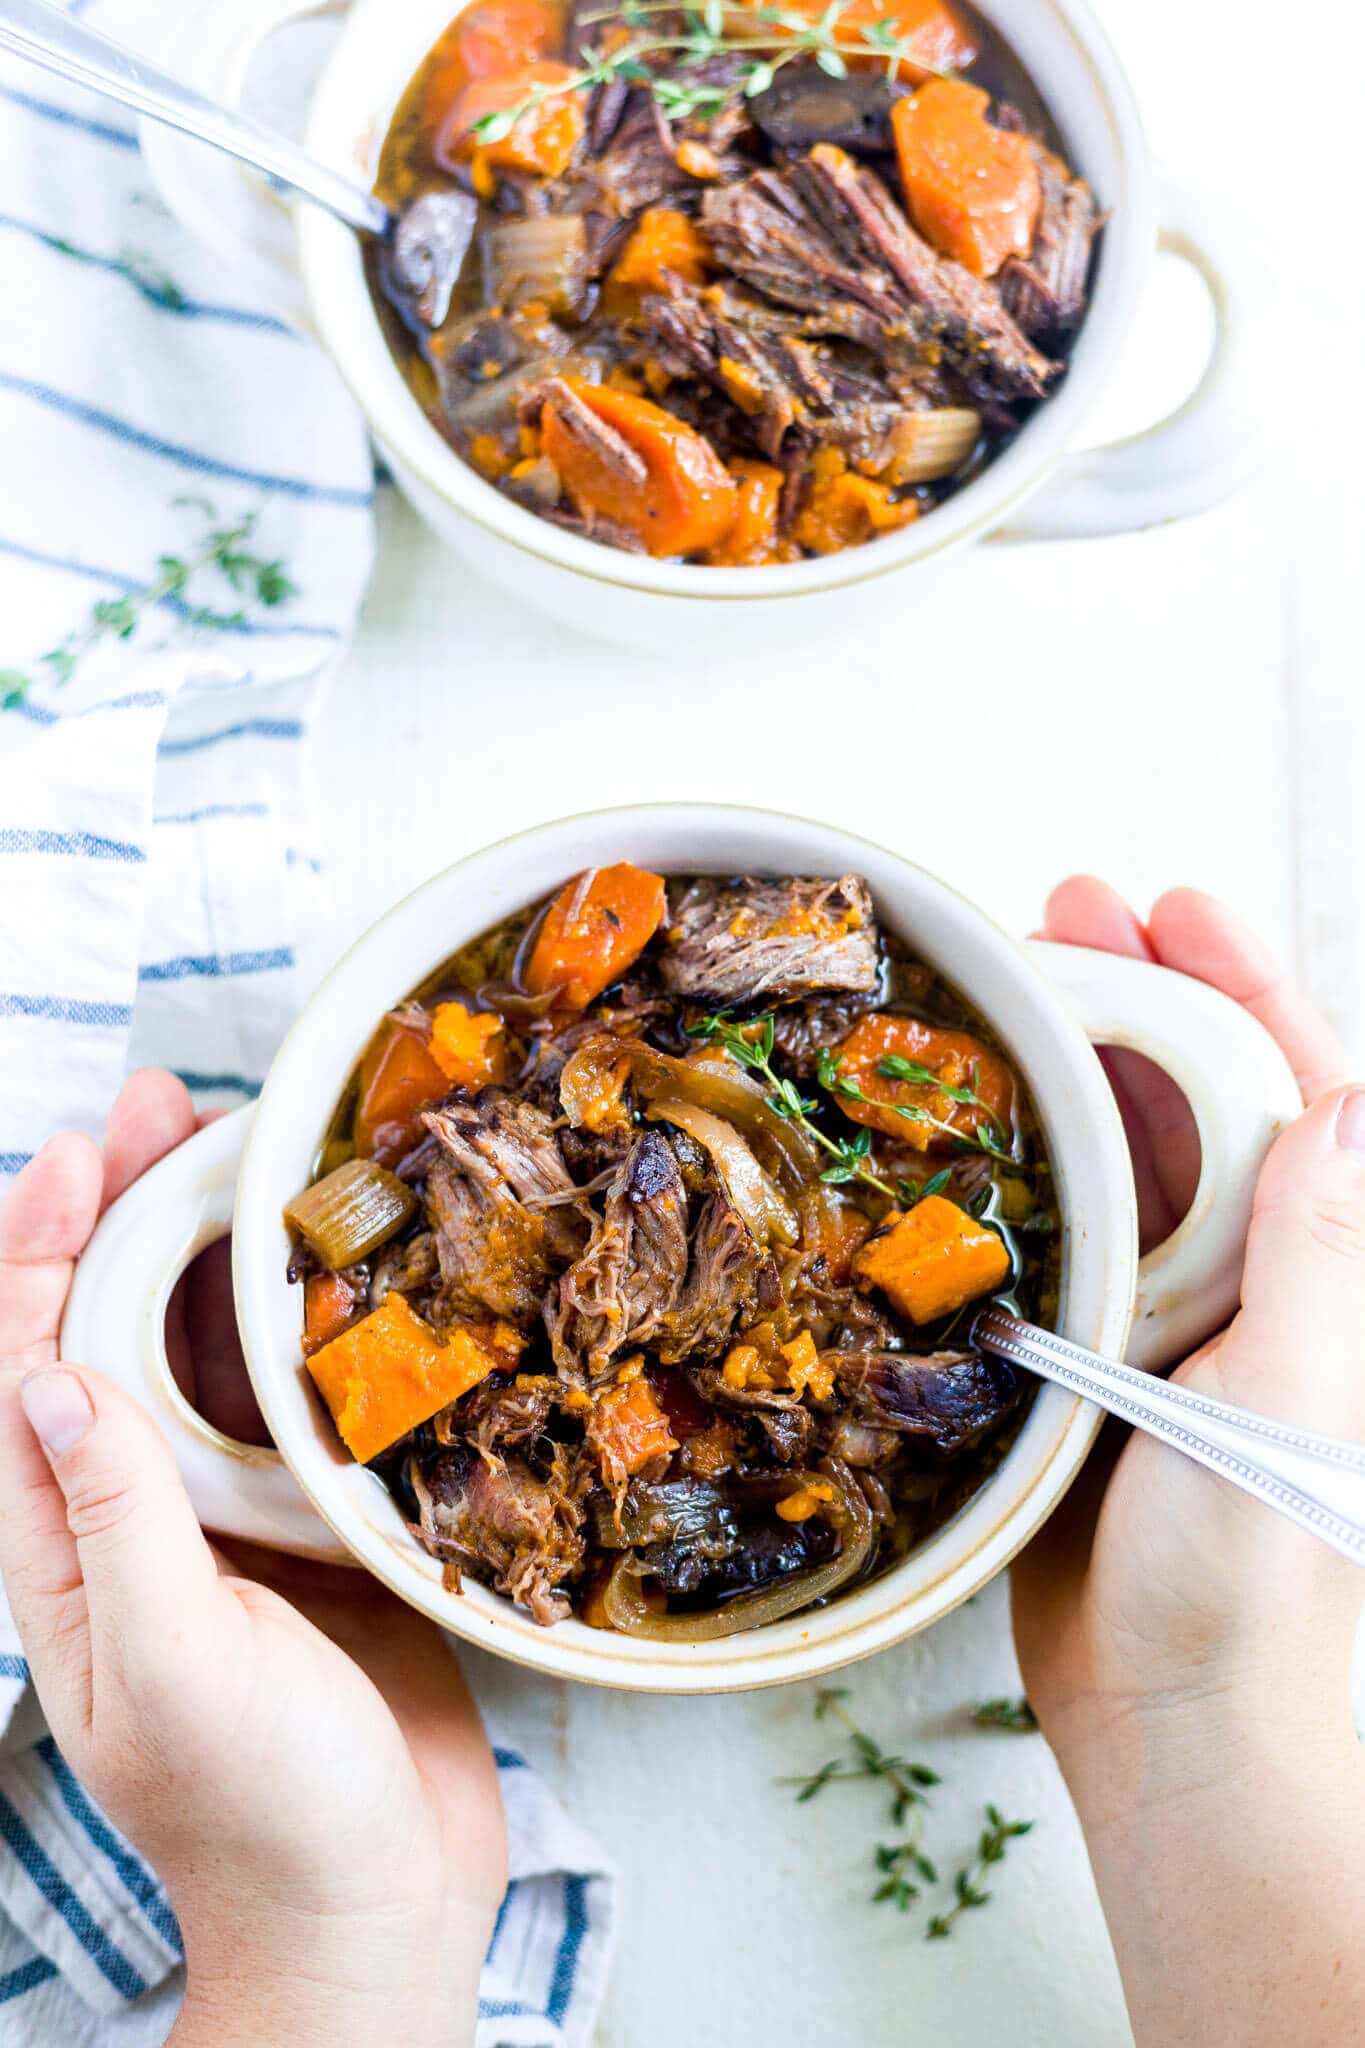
top-left (469, 0), bottom-right (959, 145)
top-left (686, 1012), bottom-right (899, 1201)
top-left (1, 499), bottom-right (297, 709)
top-left (786, 1691), bottom-right (1034, 1941)
top-left (970, 1696), bottom-right (1038, 1733)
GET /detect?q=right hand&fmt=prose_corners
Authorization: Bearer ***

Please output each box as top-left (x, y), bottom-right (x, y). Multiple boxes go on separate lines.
top-left (1013, 881), bottom-right (1364, 1783)
top-left (0, 1071), bottom-right (508, 2048)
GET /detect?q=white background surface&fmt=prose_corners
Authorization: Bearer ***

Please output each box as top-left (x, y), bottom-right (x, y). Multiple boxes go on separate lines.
top-left (293, 0), bottom-right (1365, 2041)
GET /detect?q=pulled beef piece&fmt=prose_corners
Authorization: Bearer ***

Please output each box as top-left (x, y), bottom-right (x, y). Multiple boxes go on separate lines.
top-left (835, 1349), bottom-right (1021, 1454)
top-left (414, 1444), bottom-right (585, 1626)
top-left (690, 1368), bottom-right (805, 1415)
top-left (547, 1130), bottom-right (689, 1380)
top-left (656, 1192), bottom-right (764, 1362)
top-left (659, 873), bottom-right (879, 1001)
top-left (768, 990), bottom-right (885, 1078)
top-left (751, 1403), bottom-right (815, 1464)
top-left (642, 285), bottom-right (907, 463)
top-left (999, 148), bottom-right (1099, 344)
top-left (444, 1373), bottom-right (555, 1454)
top-left (705, 149), bottom-right (1057, 405)
top-left (786, 1249), bottom-right (898, 1352)
top-left (423, 1093), bottom-right (586, 1324)
top-left (370, 1229), bottom-right (439, 1310)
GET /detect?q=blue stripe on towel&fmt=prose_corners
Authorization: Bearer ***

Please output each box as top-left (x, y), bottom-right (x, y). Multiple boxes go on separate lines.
top-left (0, 994), bottom-right (133, 1027)
top-left (36, 1741), bottom-right (183, 1956)
top-left (158, 718), bottom-right (303, 756)
top-left (493, 1748), bottom-right (528, 1771)
top-left (171, 1071), bottom-right (261, 1097)
top-left (138, 947), bottom-right (292, 983)
top-left (546, 1874), bottom-right (590, 2025)
top-left (0, 214), bottom-right (292, 330)
top-left (0, 1655), bottom-right (29, 1681)
top-left (0, 1956), bottom-right (59, 2003)
top-left (0, 374), bottom-right (373, 507)
top-left (0, 537), bottom-right (338, 642)
top-left (153, 802), bottom-right (269, 826)
top-left (0, 827), bottom-right (143, 863)
top-left (0, 1155), bottom-right (33, 1175)
top-left (0, 1793), bottom-right (146, 2000)
top-left (0, 86), bottom-right (137, 150)
top-left (7, 689), bottom-right (169, 727)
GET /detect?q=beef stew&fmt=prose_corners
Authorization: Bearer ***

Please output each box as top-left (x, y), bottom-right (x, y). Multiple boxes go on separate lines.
top-left (286, 864), bottom-right (1059, 1636)
top-left (369, 0), bottom-right (1101, 563)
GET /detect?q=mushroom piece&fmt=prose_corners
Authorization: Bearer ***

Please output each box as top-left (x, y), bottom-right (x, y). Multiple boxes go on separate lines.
top-left (748, 69), bottom-right (904, 155)
top-left (387, 188), bottom-right (478, 329)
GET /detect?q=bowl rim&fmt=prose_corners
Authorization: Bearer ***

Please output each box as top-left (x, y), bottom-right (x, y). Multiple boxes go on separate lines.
top-left (233, 801), bottom-right (1137, 1692)
top-left (293, 0), bottom-right (1155, 601)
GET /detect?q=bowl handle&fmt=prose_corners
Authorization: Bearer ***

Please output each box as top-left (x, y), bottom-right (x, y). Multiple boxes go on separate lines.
top-left (135, 0), bottom-right (347, 333)
top-left (1026, 940), bottom-right (1302, 1369)
top-left (59, 1107), bottom-right (350, 1559)
top-left (998, 171), bottom-right (1263, 540)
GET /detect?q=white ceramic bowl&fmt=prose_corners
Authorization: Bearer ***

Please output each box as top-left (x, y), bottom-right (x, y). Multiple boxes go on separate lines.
top-left (62, 805), bottom-right (1301, 1693)
top-left (138, 0), bottom-right (1262, 651)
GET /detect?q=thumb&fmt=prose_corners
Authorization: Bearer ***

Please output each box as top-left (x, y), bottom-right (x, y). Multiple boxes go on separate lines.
top-left (1, 1364), bottom-right (220, 1747)
top-left (1203, 1083), bottom-right (1365, 1437)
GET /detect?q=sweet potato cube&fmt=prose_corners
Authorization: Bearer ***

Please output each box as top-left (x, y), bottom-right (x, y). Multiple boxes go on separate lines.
top-left (589, 1372), bottom-right (679, 1479)
top-left (429, 1000), bottom-right (507, 1089)
top-left (307, 1294), bottom-right (523, 1464)
top-left (892, 79), bottom-right (1041, 278)
top-left (854, 1195), bottom-right (1010, 1325)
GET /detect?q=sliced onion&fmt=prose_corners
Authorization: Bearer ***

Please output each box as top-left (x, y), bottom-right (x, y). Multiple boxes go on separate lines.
top-left (646, 1095), bottom-right (796, 1246)
top-left (481, 216), bottom-right (589, 318)
top-left (560, 1035), bottom-right (827, 1199)
top-left (601, 1463), bottom-right (874, 1642)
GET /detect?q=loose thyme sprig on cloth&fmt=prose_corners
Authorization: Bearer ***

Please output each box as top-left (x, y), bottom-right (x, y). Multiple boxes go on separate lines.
top-left (0, 497), bottom-right (297, 710)
top-left (785, 1689), bottom-right (1036, 1940)
top-left (970, 1696), bottom-right (1038, 1733)
top-left (472, 0), bottom-right (958, 142)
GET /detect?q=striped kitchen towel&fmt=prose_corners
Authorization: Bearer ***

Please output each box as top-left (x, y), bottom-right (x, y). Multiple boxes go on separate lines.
top-left (0, 7), bottom-right (616, 2044)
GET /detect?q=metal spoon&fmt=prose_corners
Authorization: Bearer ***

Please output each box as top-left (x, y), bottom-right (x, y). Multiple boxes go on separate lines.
top-left (0, 0), bottom-right (475, 324)
top-left (973, 1307), bottom-right (1365, 1567)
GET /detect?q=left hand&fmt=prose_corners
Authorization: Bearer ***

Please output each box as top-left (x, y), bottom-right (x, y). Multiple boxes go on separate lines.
top-left (0, 1071), bottom-right (507, 2048)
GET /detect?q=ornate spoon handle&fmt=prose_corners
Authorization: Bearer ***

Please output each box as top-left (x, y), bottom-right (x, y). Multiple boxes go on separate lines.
top-left (972, 1308), bottom-right (1365, 1568)
top-left (0, 0), bottom-right (388, 234)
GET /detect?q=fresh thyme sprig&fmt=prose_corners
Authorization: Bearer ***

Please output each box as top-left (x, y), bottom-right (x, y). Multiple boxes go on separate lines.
top-left (926, 1806), bottom-right (1034, 1939)
top-left (0, 498), bottom-right (297, 709)
top-left (786, 1690), bottom-right (1035, 1939)
top-left (816, 1046), bottom-right (1017, 1165)
top-left (471, 0), bottom-right (955, 143)
top-left (971, 1696), bottom-right (1038, 1733)
top-left (686, 1011), bottom-right (905, 1201)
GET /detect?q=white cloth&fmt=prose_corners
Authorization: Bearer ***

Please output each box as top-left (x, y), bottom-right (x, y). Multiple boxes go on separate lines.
top-left (0, 13), bottom-right (615, 2043)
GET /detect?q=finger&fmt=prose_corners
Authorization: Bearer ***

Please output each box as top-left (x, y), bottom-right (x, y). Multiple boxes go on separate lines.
top-left (0, 1365), bottom-right (219, 1738)
top-left (1041, 875), bottom-right (1157, 960)
top-left (100, 1069), bottom-right (197, 1211)
top-left (0, 1135), bottom-right (103, 1371)
top-left (1039, 879), bottom-right (1196, 1239)
top-left (1147, 890), bottom-right (1352, 1106)
top-left (1202, 1084), bottom-right (1365, 1434)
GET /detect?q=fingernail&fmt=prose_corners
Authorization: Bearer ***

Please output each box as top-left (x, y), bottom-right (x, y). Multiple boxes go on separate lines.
top-left (1334, 1089), bottom-right (1365, 1153)
top-left (20, 1370), bottom-right (94, 1456)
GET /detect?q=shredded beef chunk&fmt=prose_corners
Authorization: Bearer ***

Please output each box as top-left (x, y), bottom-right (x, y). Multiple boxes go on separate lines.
top-left (656, 1191), bottom-right (764, 1362)
top-left (547, 1129), bottom-right (689, 1379)
top-left (999, 150), bottom-right (1100, 344)
top-left (836, 1350), bottom-right (1022, 1454)
top-left (660, 873), bottom-right (879, 1001)
top-left (415, 1446), bottom-right (586, 1626)
top-left (446, 1374), bottom-right (555, 1454)
top-left (423, 1092), bottom-right (586, 1323)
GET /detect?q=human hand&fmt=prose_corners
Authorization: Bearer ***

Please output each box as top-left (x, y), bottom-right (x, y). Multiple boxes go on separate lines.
top-left (1011, 883), bottom-right (1364, 2045)
top-left (0, 1072), bottom-right (507, 2048)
